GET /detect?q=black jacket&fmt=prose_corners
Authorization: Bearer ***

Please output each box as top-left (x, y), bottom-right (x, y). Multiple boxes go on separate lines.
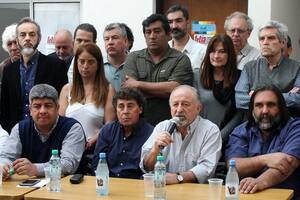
top-left (0, 52), bottom-right (68, 132)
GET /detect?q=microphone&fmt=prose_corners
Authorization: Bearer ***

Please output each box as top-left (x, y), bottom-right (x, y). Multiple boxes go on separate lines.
top-left (159, 117), bottom-right (180, 154)
top-left (167, 117), bottom-right (180, 135)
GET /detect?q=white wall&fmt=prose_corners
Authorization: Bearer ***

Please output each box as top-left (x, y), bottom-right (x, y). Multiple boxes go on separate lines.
top-left (271, 0), bottom-right (300, 60)
top-left (248, 0), bottom-right (300, 60)
top-left (81, 0), bottom-right (155, 55)
top-left (248, 0), bottom-right (271, 49)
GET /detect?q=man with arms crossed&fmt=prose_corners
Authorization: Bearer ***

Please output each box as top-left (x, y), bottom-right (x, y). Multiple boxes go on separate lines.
top-left (122, 14), bottom-right (193, 126)
top-left (226, 86), bottom-right (300, 198)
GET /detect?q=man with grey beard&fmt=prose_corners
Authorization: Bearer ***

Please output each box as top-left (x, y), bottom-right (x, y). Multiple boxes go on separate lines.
top-left (166, 4), bottom-right (206, 71)
top-left (225, 86), bottom-right (300, 198)
top-left (0, 17), bottom-right (68, 132)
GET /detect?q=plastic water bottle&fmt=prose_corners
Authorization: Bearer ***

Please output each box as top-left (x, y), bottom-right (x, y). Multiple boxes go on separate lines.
top-left (154, 155), bottom-right (166, 200)
top-left (49, 149), bottom-right (61, 192)
top-left (95, 152), bottom-right (109, 196)
top-left (225, 159), bottom-right (239, 200)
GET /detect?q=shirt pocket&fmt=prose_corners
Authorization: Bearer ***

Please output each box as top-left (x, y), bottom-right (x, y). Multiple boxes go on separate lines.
top-left (137, 70), bottom-right (147, 81)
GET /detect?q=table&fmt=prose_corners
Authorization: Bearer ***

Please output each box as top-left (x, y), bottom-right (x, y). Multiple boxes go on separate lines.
top-left (0, 175), bottom-right (37, 200)
top-left (24, 175), bottom-right (294, 200)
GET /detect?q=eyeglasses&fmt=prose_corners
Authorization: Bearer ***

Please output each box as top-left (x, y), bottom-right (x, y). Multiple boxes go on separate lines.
top-left (227, 28), bottom-right (248, 34)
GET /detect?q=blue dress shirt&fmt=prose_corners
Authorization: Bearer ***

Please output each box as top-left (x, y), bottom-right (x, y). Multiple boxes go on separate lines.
top-left (19, 51), bottom-right (39, 119)
top-left (92, 119), bottom-right (153, 179)
top-left (225, 118), bottom-right (300, 198)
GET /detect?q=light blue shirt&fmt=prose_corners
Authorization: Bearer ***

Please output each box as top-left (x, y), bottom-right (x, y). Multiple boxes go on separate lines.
top-left (104, 57), bottom-right (124, 92)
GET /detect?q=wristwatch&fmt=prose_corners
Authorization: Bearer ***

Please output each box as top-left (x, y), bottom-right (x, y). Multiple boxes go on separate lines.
top-left (176, 172), bottom-right (183, 183)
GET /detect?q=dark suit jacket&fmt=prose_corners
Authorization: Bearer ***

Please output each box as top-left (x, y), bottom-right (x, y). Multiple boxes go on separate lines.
top-left (0, 52), bottom-right (68, 132)
top-left (48, 52), bottom-right (73, 70)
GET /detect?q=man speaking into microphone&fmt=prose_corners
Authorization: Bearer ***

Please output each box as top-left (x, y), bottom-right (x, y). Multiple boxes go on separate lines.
top-left (140, 85), bottom-right (222, 184)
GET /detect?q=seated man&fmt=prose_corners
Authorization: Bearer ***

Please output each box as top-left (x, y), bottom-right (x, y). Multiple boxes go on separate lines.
top-left (92, 88), bottom-right (153, 179)
top-left (225, 86), bottom-right (300, 198)
top-left (140, 85), bottom-right (222, 184)
top-left (0, 84), bottom-right (85, 179)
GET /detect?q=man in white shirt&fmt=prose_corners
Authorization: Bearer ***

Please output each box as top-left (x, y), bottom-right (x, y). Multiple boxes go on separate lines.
top-left (166, 4), bottom-right (206, 71)
top-left (140, 85), bottom-right (222, 184)
top-left (224, 11), bottom-right (260, 70)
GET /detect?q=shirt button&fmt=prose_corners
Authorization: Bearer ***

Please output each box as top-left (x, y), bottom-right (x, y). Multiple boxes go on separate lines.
top-left (117, 174), bottom-right (120, 177)
top-left (123, 137), bottom-right (126, 141)
top-left (122, 150), bottom-right (126, 153)
top-left (25, 114), bottom-right (28, 117)
top-left (120, 162), bottom-right (123, 166)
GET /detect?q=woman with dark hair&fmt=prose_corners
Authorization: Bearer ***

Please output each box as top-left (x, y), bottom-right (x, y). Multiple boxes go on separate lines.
top-left (193, 34), bottom-right (241, 142)
top-left (59, 43), bottom-right (116, 150)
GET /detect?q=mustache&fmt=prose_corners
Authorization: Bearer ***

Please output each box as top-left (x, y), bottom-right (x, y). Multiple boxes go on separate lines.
top-left (171, 28), bottom-right (184, 33)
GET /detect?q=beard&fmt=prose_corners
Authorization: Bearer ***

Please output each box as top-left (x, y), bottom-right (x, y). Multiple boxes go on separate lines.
top-left (20, 42), bottom-right (38, 56)
top-left (171, 28), bottom-right (186, 40)
top-left (21, 47), bottom-right (35, 56)
top-left (253, 112), bottom-right (282, 131)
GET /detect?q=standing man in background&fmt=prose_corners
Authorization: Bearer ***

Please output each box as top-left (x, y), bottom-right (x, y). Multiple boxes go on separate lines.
top-left (0, 17), bottom-right (68, 132)
top-left (166, 4), bottom-right (206, 71)
top-left (48, 29), bottom-right (74, 69)
top-left (103, 23), bottom-right (131, 91)
top-left (122, 14), bottom-right (193, 126)
top-left (67, 23), bottom-right (97, 83)
top-left (224, 11), bottom-right (260, 70)
top-left (0, 23), bottom-right (21, 97)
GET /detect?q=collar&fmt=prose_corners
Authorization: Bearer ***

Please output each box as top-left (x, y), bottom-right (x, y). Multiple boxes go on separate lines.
top-left (144, 46), bottom-right (174, 63)
top-left (20, 50), bottom-right (39, 66)
top-left (34, 116), bottom-right (59, 139)
top-left (182, 36), bottom-right (194, 54)
top-left (239, 43), bottom-right (252, 57)
top-left (169, 36), bottom-right (193, 54)
top-left (261, 55), bottom-right (284, 69)
top-left (104, 56), bottom-right (125, 69)
top-left (120, 118), bottom-right (146, 137)
top-left (177, 115), bottom-right (200, 137)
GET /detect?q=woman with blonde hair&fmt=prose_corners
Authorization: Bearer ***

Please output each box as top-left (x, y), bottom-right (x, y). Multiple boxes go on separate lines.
top-left (59, 43), bottom-right (115, 150)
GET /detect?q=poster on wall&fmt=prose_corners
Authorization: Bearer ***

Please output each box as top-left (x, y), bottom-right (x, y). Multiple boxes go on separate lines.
top-left (191, 21), bottom-right (216, 45)
top-left (33, 2), bottom-right (80, 55)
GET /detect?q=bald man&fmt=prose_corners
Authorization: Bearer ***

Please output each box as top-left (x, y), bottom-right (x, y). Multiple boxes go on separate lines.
top-left (48, 29), bottom-right (74, 68)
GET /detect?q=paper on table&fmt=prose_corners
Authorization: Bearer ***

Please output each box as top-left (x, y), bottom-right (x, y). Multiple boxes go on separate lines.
top-left (17, 179), bottom-right (48, 188)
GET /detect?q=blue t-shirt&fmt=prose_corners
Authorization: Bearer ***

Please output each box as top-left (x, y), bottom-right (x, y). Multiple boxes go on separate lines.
top-left (92, 119), bottom-right (153, 179)
top-left (225, 118), bottom-right (300, 198)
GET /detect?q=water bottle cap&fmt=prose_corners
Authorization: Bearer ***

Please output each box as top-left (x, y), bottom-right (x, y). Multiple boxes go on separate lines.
top-left (229, 159), bottom-right (236, 166)
top-left (52, 149), bottom-right (58, 155)
top-left (99, 152), bottom-right (106, 159)
top-left (156, 155), bottom-right (164, 161)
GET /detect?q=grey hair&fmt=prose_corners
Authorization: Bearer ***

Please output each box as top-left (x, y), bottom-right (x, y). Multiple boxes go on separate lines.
top-left (54, 28), bottom-right (73, 40)
top-left (29, 84), bottom-right (58, 105)
top-left (16, 17), bottom-right (41, 44)
top-left (169, 85), bottom-right (201, 105)
top-left (258, 20), bottom-right (288, 42)
top-left (224, 11), bottom-right (254, 32)
top-left (103, 22), bottom-right (127, 38)
top-left (2, 24), bottom-right (17, 52)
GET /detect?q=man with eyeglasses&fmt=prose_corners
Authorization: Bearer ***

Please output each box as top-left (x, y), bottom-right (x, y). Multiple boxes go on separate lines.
top-left (0, 17), bottom-right (68, 133)
top-left (0, 84), bottom-right (85, 180)
top-left (224, 11), bottom-right (260, 70)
